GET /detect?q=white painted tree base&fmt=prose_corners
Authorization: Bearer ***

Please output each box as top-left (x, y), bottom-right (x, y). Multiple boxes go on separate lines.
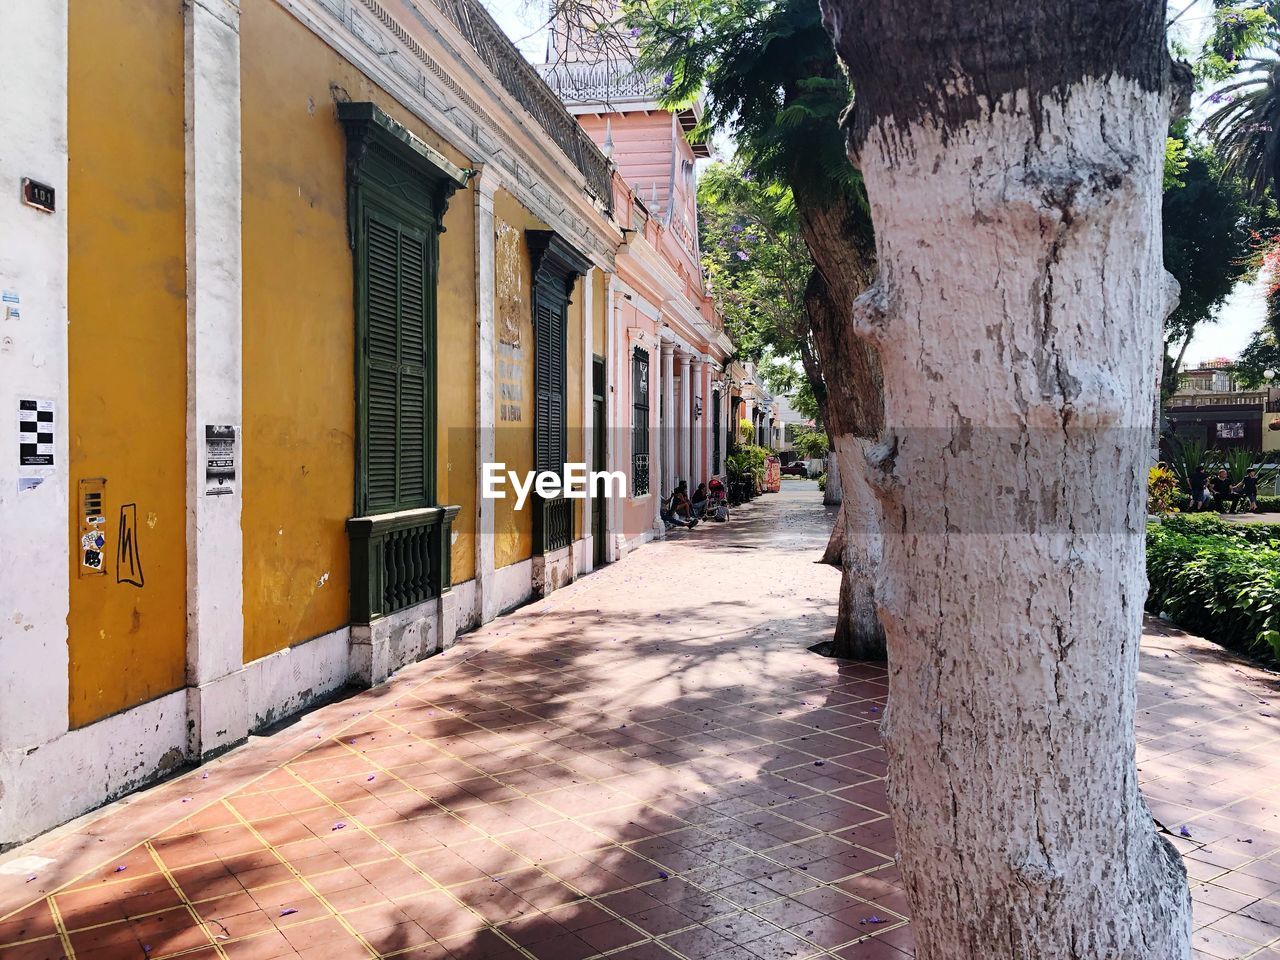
top-left (853, 77), bottom-right (1192, 958)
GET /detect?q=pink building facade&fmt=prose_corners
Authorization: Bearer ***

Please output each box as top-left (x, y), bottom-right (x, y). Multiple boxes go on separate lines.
top-left (541, 50), bottom-right (736, 551)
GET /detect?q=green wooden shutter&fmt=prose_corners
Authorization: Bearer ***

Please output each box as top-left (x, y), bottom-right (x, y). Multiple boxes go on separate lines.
top-left (366, 213), bottom-right (401, 512)
top-left (534, 294), bottom-right (564, 474)
top-left (398, 227), bottom-right (430, 507)
top-left (362, 208), bottom-right (432, 513)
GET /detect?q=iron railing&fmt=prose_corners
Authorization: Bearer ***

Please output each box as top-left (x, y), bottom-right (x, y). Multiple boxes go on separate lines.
top-left (535, 495), bottom-right (574, 554)
top-left (348, 505), bottom-right (460, 622)
top-left (537, 61), bottom-right (662, 104)
top-left (1166, 392), bottom-right (1276, 410)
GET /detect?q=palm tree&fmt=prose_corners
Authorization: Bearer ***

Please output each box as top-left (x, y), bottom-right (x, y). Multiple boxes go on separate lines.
top-left (1203, 56), bottom-right (1280, 202)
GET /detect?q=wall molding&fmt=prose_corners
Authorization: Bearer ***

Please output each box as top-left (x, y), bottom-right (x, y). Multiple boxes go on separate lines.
top-left (275, 0), bottom-right (619, 267)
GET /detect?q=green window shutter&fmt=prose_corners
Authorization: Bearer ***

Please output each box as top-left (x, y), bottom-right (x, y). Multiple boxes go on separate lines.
top-left (534, 296), bottom-right (564, 474)
top-left (366, 213), bottom-right (402, 512)
top-left (397, 228), bottom-right (430, 507)
top-left (362, 207), bottom-right (433, 514)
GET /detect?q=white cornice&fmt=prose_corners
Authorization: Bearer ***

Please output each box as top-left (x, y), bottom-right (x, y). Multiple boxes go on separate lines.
top-left (278, 0), bottom-right (619, 265)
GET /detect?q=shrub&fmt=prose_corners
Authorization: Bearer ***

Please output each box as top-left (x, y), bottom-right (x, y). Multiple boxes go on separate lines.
top-left (817, 472), bottom-right (827, 492)
top-left (1147, 517), bottom-right (1280, 665)
top-left (1147, 465), bottom-right (1182, 516)
top-left (726, 444), bottom-right (769, 487)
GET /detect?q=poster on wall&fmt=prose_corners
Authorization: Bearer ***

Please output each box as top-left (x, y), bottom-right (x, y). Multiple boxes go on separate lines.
top-left (1217, 421), bottom-right (1246, 440)
top-left (18, 397), bottom-right (55, 490)
top-left (204, 425), bottom-right (237, 496)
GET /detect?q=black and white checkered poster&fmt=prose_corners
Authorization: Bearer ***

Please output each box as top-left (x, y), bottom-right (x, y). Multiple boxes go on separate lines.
top-left (18, 398), bottom-right (54, 470)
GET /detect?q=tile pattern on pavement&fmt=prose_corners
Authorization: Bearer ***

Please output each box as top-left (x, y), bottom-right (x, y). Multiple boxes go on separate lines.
top-left (2, 483), bottom-right (1279, 960)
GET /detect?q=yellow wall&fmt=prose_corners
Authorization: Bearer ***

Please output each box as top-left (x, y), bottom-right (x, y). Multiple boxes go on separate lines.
top-left (240, 0), bottom-right (477, 662)
top-left (67, 0), bottom-right (188, 727)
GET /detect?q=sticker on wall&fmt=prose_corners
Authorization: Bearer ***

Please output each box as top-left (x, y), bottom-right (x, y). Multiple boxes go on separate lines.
top-left (204, 425), bottom-right (237, 496)
top-left (2, 289), bottom-right (19, 322)
top-left (18, 398), bottom-right (54, 478)
top-left (78, 478), bottom-right (107, 577)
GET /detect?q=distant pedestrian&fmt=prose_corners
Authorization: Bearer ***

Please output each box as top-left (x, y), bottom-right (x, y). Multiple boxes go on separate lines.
top-left (1210, 469), bottom-right (1239, 513)
top-left (1189, 466), bottom-right (1209, 512)
top-left (1234, 468), bottom-right (1260, 513)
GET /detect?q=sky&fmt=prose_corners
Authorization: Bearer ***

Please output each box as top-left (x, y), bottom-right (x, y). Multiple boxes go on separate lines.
top-left (482, 0), bottom-right (1268, 367)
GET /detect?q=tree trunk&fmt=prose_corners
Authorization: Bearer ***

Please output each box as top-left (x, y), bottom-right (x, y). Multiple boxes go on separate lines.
top-left (820, 1), bottom-right (1192, 956)
top-left (803, 267), bottom-right (887, 659)
top-left (824, 443), bottom-right (842, 504)
top-left (821, 503), bottom-right (844, 567)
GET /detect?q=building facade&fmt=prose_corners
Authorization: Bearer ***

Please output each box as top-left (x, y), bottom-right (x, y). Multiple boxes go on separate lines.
top-left (0, 0), bottom-right (728, 846)
top-left (540, 21), bottom-right (736, 551)
top-left (1164, 359), bottom-right (1280, 455)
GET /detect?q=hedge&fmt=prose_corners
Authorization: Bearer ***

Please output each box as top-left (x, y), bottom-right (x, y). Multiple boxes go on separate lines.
top-left (1146, 513), bottom-right (1280, 666)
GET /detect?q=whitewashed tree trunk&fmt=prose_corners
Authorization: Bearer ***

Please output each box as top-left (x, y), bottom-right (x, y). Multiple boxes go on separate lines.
top-left (824, 443), bottom-right (843, 505)
top-left (820, 1), bottom-right (1192, 954)
top-left (832, 433), bottom-right (884, 658)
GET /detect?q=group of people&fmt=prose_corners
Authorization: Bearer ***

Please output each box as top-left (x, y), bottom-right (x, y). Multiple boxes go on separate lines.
top-left (1189, 466), bottom-right (1260, 514)
top-left (661, 477), bottom-right (728, 529)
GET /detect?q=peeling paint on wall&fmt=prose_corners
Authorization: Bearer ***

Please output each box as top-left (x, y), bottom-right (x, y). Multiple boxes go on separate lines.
top-left (495, 221), bottom-right (523, 348)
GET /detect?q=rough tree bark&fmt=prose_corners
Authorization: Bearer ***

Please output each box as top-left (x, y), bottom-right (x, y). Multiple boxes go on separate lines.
top-left (819, 0), bottom-right (1192, 956)
top-left (803, 264), bottom-right (886, 660)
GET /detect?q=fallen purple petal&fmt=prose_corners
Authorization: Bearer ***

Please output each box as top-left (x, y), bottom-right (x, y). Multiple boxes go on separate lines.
top-left (1180, 825), bottom-right (1192, 838)
top-left (332, 822), bottom-right (347, 830)
top-left (279, 908), bottom-right (298, 917)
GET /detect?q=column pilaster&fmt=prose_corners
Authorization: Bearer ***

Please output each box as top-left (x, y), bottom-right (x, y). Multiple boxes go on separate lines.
top-left (474, 169), bottom-right (499, 623)
top-left (677, 352), bottom-right (691, 487)
top-left (660, 339), bottom-right (675, 495)
top-left (184, 0), bottom-right (246, 760)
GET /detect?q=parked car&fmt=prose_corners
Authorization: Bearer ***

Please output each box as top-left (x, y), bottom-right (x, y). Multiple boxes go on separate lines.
top-left (781, 462), bottom-right (809, 478)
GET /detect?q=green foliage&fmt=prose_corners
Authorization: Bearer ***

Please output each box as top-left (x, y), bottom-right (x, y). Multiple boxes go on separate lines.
top-left (1165, 436), bottom-right (1210, 499)
top-left (627, 0), bottom-right (863, 209)
top-left (1196, 4), bottom-right (1278, 83)
top-left (726, 443), bottom-right (769, 485)
top-left (816, 472), bottom-right (826, 492)
top-left (1162, 140), bottom-right (1267, 350)
top-left (1147, 515), bottom-right (1280, 664)
top-left (738, 418), bottom-right (755, 444)
top-left (1148, 465), bottom-right (1184, 516)
top-left (1233, 322), bottom-right (1280, 386)
top-left (1164, 136), bottom-right (1189, 191)
top-left (699, 164), bottom-right (815, 363)
top-left (793, 427), bottom-right (829, 460)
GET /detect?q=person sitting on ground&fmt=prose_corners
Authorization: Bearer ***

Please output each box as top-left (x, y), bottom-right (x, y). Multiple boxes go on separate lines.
top-left (661, 483), bottom-right (698, 529)
top-left (690, 482), bottom-right (709, 519)
top-left (1234, 468), bottom-right (1260, 513)
top-left (672, 481), bottom-right (698, 526)
top-left (1189, 466), bottom-right (1209, 512)
top-left (1210, 468), bottom-right (1239, 514)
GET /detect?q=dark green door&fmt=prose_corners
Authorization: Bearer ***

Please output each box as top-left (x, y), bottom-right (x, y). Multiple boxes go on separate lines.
top-left (592, 356), bottom-right (607, 566)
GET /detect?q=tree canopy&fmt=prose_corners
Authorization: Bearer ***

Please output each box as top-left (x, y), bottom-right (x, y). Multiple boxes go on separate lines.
top-left (1163, 137), bottom-right (1266, 355)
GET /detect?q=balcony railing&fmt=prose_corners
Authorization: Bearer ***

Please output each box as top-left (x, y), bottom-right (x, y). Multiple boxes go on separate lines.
top-left (1166, 392), bottom-right (1276, 411)
top-left (348, 505), bottom-right (460, 623)
top-left (537, 60), bottom-right (663, 104)
top-left (390, 0), bottom-right (614, 209)
top-left (534, 495), bottom-right (574, 555)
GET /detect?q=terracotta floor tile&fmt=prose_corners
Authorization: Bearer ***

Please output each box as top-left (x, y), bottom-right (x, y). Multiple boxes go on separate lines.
top-left (9, 489), bottom-right (1280, 960)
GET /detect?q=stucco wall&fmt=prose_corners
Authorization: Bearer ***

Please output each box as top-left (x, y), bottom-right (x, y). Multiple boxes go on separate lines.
top-left (239, 0), bottom-right (477, 663)
top-left (66, 0), bottom-right (189, 728)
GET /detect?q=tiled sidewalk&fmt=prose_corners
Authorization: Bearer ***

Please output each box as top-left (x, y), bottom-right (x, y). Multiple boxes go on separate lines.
top-left (2, 484), bottom-right (1280, 960)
